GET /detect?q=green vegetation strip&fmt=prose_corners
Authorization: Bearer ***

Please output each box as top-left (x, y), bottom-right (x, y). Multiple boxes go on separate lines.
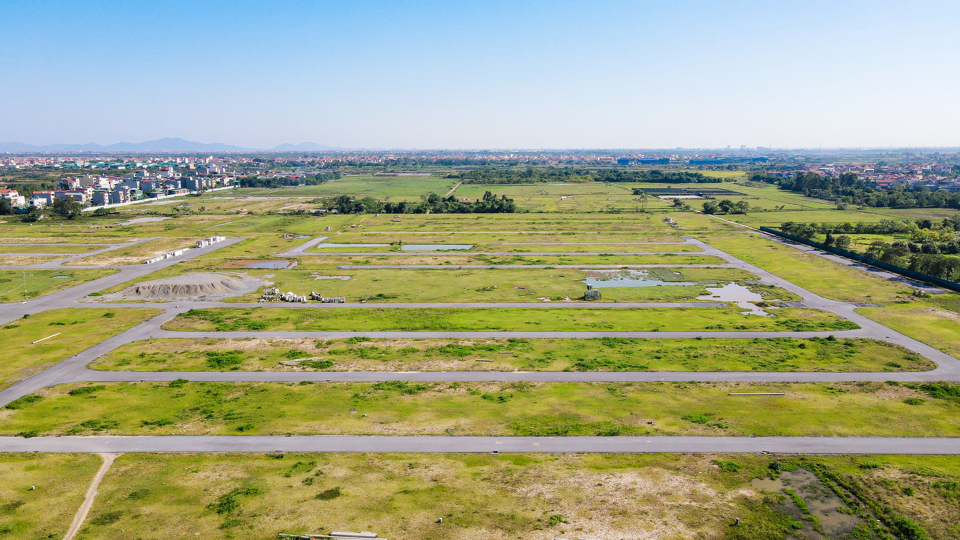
top-left (0, 308), bottom-right (162, 390)
top-left (29, 452), bottom-right (959, 540)
top-left (164, 307), bottom-right (858, 333)
top-left (93, 337), bottom-right (931, 373)
top-left (4, 381), bottom-right (959, 438)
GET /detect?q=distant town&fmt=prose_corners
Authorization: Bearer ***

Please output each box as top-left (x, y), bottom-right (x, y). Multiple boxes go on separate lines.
top-left (1, 148), bottom-right (959, 213)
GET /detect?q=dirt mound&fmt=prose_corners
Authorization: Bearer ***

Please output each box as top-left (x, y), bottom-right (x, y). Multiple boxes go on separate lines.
top-left (111, 273), bottom-right (265, 300)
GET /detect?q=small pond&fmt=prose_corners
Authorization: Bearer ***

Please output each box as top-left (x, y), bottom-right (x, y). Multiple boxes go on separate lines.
top-left (582, 269), bottom-right (699, 288)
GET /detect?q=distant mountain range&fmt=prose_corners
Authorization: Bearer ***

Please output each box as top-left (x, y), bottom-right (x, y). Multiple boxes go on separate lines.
top-left (0, 138), bottom-right (348, 153)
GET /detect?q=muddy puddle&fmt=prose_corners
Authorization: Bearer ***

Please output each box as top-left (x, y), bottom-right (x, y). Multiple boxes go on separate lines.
top-left (699, 283), bottom-right (771, 316)
top-left (752, 467), bottom-right (860, 538)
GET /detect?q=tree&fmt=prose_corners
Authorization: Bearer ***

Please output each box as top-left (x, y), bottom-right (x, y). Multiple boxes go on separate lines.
top-left (52, 198), bottom-right (83, 219)
top-left (637, 191), bottom-right (649, 212)
top-left (834, 235), bottom-right (852, 250)
top-left (702, 201), bottom-right (719, 214)
top-left (732, 200), bottom-right (749, 214)
top-left (0, 199), bottom-right (11, 215)
top-left (823, 232), bottom-right (835, 247)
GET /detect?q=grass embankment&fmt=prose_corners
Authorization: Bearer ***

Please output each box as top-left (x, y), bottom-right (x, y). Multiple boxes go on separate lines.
top-left (0, 269), bottom-right (116, 303)
top-left (92, 337), bottom-right (931, 373)
top-left (0, 308), bottom-right (162, 390)
top-left (703, 232), bottom-right (912, 303)
top-left (860, 298), bottom-right (960, 359)
top-left (0, 453), bottom-right (102, 538)
top-left (4, 381), bottom-right (959, 437)
top-left (0, 244), bottom-right (97, 254)
top-left (163, 307), bottom-right (858, 333)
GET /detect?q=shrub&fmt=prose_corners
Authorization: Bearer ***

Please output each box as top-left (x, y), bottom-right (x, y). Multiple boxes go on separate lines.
top-left (712, 460), bottom-right (742, 472)
top-left (4, 395), bottom-right (42, 410)
top-left (68, 385), bottom-right (106, 396)
top-left (90, 510), bottom-right (123, 526)
top-left (903, 398), bottom-right (925, 406)
top-left (681, 413), bottom-right (712, 424)
top-left (316, 487), bottom-right (342, 500)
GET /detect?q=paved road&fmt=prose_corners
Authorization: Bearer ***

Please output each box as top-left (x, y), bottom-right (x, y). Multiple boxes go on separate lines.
top-left (1, 435), bottom-right (958, 454)
top-left (277, 236), bottom-right (328, 257)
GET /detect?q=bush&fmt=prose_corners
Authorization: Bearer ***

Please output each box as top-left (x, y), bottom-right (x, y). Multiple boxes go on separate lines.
top-left (316, 487), bottom-right (342, 500)
top-left (903, 398), bottom-right (925, 406)
top-left (68, 385), bottom-right (106, 396)
top-left (4, 395), bottom-right (42, 410)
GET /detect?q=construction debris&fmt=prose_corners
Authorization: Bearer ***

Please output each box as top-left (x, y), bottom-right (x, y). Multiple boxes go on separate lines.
top-left (311, 292), bottom-right (345, 303)
top-left (144, 247), bottom-right (191, 264)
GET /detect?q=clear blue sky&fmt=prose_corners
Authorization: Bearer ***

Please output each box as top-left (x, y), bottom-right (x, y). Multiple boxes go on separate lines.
top-left (1, 0), bottom-right (958, 149)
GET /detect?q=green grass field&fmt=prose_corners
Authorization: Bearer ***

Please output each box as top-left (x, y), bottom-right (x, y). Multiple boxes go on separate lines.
top-left (0, 453), bottom-right (102, 538)
top-left (702, 232), bottom-right (912, 303)
top-left (92, 336), bottom-right (931, 373)
top-left (0, 269), bottom-right (116, 303)
top-left (164, 306), bottom-right (858, 333)
top-left (0, 308), bottom-right (161, 390)
top-left (3, 381), bottom-right (958, 438)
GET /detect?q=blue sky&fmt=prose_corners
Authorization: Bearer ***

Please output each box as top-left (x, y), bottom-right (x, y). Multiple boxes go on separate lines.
top-left (1, 0), bottom-right (958, 149)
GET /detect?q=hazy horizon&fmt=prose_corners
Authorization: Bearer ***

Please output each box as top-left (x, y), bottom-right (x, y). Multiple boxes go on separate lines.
top-left (2, 0), bottom-right (959, 149)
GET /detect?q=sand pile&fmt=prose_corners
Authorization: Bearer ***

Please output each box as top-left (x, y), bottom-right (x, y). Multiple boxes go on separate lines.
top-left (110, 273), bottom-right (265, 301)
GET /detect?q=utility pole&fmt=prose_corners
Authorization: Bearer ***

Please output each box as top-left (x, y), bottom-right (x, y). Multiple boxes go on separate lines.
top-left (22, 271), bottom-right (27, 303)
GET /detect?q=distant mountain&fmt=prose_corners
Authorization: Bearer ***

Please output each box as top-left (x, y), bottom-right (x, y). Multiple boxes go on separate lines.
top-left (271, 142), bottom-right (345, 152)
top-left (0, 138), bottom-right (252, 153)
top-left (0, 138), bottom-right (354, 153)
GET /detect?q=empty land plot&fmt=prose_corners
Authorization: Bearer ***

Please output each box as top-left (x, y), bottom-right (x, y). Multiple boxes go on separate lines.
top-left (4, 381), bottom-right (959, 437)
top-left (164, 307), bottom-right (858, 333)
top-left (0, 308), bottom-right (162, 390)
top-left (0, 244), bottom-right (99, 254)
top-left (702, 232), bottom-right (912, 303)
top-left (65, 452), bottom-right (960, 540)
top-left (216, 267), bottom-right (756, 304)
top-left (298, 253), bottom-right (725, 266)
top-left (0, 255), bottom-right (64, 266)
top-left (0, 269), bottom-right (116, 303)
top-left (0, 453), bottom-right (102, 538)
top-left (306, 243), bottom-right (702, 254)
top-left (355, 213), bottom-right (681, 235)
top-left (92, 337), bottom-right (932, 373)
top-left (65, 452), bottom-right (893, 540)
top-left (64, 237), bottom-right (195, 266)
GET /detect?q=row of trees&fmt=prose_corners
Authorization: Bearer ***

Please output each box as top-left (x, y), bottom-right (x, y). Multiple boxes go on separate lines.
top-left (779, 221), bottom-right (960, 281)
top-left (322, 191), bottom-right (517, 214)
top-left (754, 172), bottom-right (960, 209)
top-left (238, 171), bottom-right (341, 189)
top-left (702, 199), bottom-right (750, 215)
top-left (449, 167), bottom-right (720, 185)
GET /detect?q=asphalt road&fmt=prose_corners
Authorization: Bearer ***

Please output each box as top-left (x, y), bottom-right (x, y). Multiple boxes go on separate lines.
top-left (1, 435), bottom-right (958, 454)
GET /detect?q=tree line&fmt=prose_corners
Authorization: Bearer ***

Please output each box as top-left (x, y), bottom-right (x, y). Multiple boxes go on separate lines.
top-left (780, 220), bottom-right (960, 281)
top-left (238, 171), bottom-right (341, 189)
top-left (449, 167), bottom-right (721, 185)
top-left (321, 191), bottom-right (517, 214)
top-left (754, 171), bottom-right (960, 209)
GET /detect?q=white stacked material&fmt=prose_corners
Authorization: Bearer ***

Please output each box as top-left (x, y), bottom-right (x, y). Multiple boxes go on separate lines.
top-left (196, 236), bottom-right (227, 248)
top-left (143, 247), bottom-right (192, 264)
